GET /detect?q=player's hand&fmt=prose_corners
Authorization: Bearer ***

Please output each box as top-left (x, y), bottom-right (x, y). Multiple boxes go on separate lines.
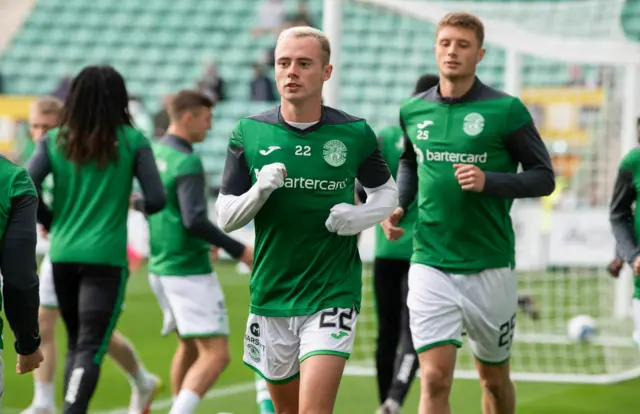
top-left (381, 207), bottom-right (405, 241)
top-left (325, 203), bottom-right (361, 236)
top-left (607, 257), bottom-right (624, 278)
top-left (209, 246), bottom-right (220, 263)
top-left (633, 256), bottom-right (640, 275)
top-left (454, 164), bottom-right (486, 192)
top-left (256, 163), bottom-right (286, 195)
top-left (16, 348), bottom-right (44, 374)
top-left (240, 245), bottom-right (254, 270)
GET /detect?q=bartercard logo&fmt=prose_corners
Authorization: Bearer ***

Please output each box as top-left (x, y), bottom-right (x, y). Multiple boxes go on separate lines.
top-left (254, 168), bottom-right (348, 191)
top-left (414, 145), bottom-right (487, 164)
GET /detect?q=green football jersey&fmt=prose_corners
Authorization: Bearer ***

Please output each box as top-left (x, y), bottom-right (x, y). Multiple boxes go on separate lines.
top-left (148, 137), bottom-right (211, 276)
top-left (0, 156), bottom-right (37, 349)
top-left (221, 106), bottom-right (391, 317)
top-left (400, 78), bottom-right (553, 273)
top-left (374, 125), bottom-right (417, 261)
top-left (42, 126), bottom-right (152, 267)
top-left (610, 148), bottom-right (640, 300)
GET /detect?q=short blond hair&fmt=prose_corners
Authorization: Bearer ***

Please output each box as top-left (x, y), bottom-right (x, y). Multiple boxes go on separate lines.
top-left (31, 95), bottom-right (63, 116)
top-left (436, 11), bottom-right (485, 47)
top-left (276, 26), bottom-right (331, 64)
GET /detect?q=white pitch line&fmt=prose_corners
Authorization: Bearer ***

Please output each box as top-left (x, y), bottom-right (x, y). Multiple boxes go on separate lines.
top-left (4, 381), bottom-right (255, 414)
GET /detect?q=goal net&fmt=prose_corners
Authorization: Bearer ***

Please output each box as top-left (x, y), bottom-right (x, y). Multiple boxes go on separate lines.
top-left (318, 0), bottom-right (640, 384)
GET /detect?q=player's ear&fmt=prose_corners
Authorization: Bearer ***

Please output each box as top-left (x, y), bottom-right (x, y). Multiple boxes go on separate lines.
top-left (323, 64), bottom-right (333, 82)
top-left (477, 48), bottom-right (486, 64)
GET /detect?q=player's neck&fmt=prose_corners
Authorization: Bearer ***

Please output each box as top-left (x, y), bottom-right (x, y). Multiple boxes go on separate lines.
top-left (166, 126), bottom-right (192, 144)
top-left (439, 75), bottom-right (476, 98)
top-left (280, 99), bottom-right (322, 123)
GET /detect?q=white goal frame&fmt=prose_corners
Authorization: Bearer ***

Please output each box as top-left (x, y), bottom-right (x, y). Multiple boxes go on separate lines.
top-left (322, 0), bottom-right (640, 384)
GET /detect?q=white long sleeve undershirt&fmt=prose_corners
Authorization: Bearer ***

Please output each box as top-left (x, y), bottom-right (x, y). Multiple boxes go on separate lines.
top-left (215, 176), bottom-right (398, 235)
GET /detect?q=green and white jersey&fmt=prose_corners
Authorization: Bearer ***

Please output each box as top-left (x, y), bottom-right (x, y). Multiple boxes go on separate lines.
top-left (610, 147), bottom-right (640, 300)
top-left (26, 125), bottom-right (166, 268)
top-left (374, 125), bottom-right (417, 261)
top-left (148, 135), bottom-right (246, 276)
top-left (220, 106), bottom-right (391, 317)
top-left (398, 78), bottom-right (555, 274)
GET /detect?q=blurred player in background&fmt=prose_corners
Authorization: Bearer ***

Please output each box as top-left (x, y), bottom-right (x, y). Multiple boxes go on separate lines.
top-left (608, 118), bottom-right (640, 279)
top-left (356, 73), bottom-right (439, 414)
top-left (0, 154), bottom-right (44, 412)
top-left (22, 96), bottom-right (163, 414)
top-left (382, 12), bottom-right (554, 414)
top-left (27, 65), bottom-right (166, 413)
top-left (609, 144), bottom-right (640, 348)
top-left (142, 90), bottom-right (253, 414)
top-left (216, 26), bottom-right (398, 413)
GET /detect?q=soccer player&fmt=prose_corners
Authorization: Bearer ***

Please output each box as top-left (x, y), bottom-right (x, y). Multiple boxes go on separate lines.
top-left (216, 26), bottom-right (398, 413)
top-left (27, 65), bottom-right (166, 413)
top-left (0, 155), bottom-right (44, 412)
top-left (21, 96), bottom-right (162, 414)
top-left (381, 12), bottom-right (555, 414)
top-left (142, 90), bottom-right (253, 414)
top-left (355, 73), bottom-right (439, 414)
top-left (609, 150), bottom-right (640, 348)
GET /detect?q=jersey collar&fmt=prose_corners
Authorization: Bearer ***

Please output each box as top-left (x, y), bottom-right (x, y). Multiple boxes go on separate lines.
top-left (162, 134), bottom-right (194, 153)
top-left (277, 105), bottom-right (327, 135)
top-left (434, 76), bottom-right (484, 105)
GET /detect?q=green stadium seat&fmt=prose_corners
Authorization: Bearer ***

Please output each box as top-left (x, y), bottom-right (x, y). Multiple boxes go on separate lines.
top-left (2, 0), bottom-right (634, 187)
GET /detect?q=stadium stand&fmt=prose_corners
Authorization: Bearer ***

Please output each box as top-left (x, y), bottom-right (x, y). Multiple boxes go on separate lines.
top-left (1, 0), bottom-right (640, 187)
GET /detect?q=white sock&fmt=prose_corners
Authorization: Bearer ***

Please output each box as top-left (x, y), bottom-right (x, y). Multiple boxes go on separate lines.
top-left (169, 389), bottom-right (200, 414)
top-left (33, 381), bottom-right (55, 409)
top-left (129, 365), bottom-right (151, 389)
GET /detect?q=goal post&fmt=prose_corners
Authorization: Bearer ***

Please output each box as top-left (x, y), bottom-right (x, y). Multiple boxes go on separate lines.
top-left (321, 0), bottom-right (640, 384)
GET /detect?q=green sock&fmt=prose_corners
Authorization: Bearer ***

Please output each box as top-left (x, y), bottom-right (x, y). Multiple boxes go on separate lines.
top-left (255, 373), bottom-right (275, 413)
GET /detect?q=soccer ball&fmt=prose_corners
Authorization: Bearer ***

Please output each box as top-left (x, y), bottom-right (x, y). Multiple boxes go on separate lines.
top-left (567, 315), bottom-right (598, 343)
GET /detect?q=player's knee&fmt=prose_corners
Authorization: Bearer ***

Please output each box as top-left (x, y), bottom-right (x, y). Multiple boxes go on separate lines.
top-left (420, 367), bottom-right (453, 399)
top-left (38, 308), bottom-right (58, 341)
top-left (195, 337), bottom-right (231, 368)
top-left (478, 367), bottom-right (512, 399)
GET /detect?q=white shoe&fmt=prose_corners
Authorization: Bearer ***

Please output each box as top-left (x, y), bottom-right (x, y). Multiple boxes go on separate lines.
top-left (128, 374), bottom-right (162, 414)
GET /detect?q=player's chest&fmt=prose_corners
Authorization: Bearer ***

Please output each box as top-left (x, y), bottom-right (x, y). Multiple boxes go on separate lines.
top-left (405, 107), bottom-right (505, 153)
top-left (247, 132), bottom-right (360, 180)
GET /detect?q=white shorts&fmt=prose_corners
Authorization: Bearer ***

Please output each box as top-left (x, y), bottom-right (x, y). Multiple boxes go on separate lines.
top-left (244, 307), bottom-right (358, 383)
top-left (39, 254), bottom-right (58, 309)
top-left (148, 273), bottom-right (229, 337)
top-left (407, 264), bottom-right (518, 364)
top-left (633, 299), bottom-right (640, 349)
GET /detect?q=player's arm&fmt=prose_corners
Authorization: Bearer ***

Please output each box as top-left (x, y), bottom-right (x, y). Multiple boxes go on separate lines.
top-left (355, 180), bottom-right (367, 204)
top-left (397, 116), bottom-right (419, 212)
top-left (1, 194), bottom-right (41, 356)
top-left (355, 135), bottom-right (384, 204)
top-left (132, 145), bottom-right (166, 215)
top-left (326, 123), bottom-right (397, 236)
top-left (25, 135), bottom-right (53, 230)
top-left (176, 172), bottom-right (247, 259)
top-left (216, 123), bottom-right (285, 232)
top-left (481, 101), bottom-right (555, 198)
top-left (609, 166), bottom-right (640, 264)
